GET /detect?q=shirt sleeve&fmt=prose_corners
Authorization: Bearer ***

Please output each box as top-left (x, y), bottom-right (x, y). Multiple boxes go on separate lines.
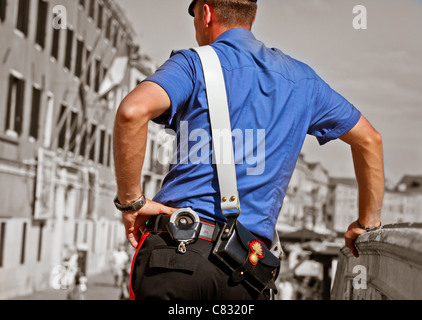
top-left (143, 50), bottom-right (195, 128)
top-left (307, 74), bottom-right (361, 145)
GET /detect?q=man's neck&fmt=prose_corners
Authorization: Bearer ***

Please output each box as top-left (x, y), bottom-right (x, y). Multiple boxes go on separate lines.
top-left (207, 25), bottom-right (251, 44)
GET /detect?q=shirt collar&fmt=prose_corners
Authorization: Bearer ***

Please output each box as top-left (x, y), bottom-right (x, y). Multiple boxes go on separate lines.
top-left (214, 28), bottom-right (256, 43)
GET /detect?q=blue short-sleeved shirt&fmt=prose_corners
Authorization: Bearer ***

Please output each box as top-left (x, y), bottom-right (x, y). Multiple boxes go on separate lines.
top-left (145, 28), bottom-right (361, 242)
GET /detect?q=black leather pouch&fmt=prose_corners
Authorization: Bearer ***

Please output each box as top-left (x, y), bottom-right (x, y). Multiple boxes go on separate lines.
top-left (212, 216), bottom-right (281, 293)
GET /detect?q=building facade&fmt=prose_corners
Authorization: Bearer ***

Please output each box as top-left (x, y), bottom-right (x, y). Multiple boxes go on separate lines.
top-left (278, 157), bottom-right (422, 235)
top-left (277, 154), bottom-right (330, 233)
top-left (325, 177), bottom-right (422, 233)
top-left (0, 0), bottom-right (167, 299)
top-left (325, 178), bottom-right (359, 233)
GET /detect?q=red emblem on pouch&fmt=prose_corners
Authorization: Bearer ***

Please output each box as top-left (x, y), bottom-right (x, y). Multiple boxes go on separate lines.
top-left (249, 241), bottom-right (264, 265)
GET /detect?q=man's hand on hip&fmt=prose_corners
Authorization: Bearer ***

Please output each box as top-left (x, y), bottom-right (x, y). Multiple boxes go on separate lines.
top-left (122, 199), bottom-right (177, 249)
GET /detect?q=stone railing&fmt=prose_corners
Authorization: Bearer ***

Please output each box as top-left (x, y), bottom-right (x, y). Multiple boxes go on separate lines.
top-left (331, 223), bottom-right (422, 300)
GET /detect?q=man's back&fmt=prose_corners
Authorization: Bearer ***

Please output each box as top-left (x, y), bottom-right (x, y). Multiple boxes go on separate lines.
top-left (148, 28), bottom-right (361, 242)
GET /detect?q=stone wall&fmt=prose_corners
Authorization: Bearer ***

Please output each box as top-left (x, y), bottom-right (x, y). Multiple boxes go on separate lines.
top-left (331, 224), bottom-right (422, 300)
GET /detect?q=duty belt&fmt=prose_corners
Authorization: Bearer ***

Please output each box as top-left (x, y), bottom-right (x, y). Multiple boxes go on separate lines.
top-left (145, 214), bottom-right (223, 243)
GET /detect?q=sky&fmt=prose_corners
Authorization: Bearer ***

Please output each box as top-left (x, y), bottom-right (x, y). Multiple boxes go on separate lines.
top-left (119, 0), bottom-right (422, 186)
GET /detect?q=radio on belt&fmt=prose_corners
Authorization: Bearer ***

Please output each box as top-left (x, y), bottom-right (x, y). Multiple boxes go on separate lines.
top-left (166, 208), bottom-right (202, 254)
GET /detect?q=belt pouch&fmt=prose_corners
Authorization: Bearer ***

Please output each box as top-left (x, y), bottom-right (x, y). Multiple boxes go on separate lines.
top-left (212, 216), bottom-right (280, 293)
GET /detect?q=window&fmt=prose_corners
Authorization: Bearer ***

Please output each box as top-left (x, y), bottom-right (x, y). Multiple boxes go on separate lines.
top-left (35, 0), bottom-right (48, 48)
top-left (57, 104), bottom-right (67, 149)
top-left (107, 133), bottom-right (112, 167)
top-left (112, 23), bottom-right (119, 48)
top-left (88, 172), bottom-right (96, 218)
top-left (0, 0), bottom-right (6, 22)
top-left (85, 48), bottom-right (92, 87)
top-left (30, 86), bottom-right (42, 140)
top-left (5, 74), bottom-right (25, 136)
top-left (0, 222), bottom-right (5, 267)
top-left (16, 0), bottom-right (30, 36)
top-left (88, 0), bottom-right (95, 19)
top-left (75, 39), bottom-right (84, 78)
top-left (20, 222), bottom-right (27, 265)
top-left (37, 222), bottom-right (44, 262)
top-left (69, 111), bottom-right (78, 153)
top-left (99, 128), bottom-right (105, 165)
top-left (411, 181), bottom-right (421, 189)
top-left (51, 15), bottom-right (61, 60)
top-left (102, 65), bottom-right (108, 84)
top-left (64, 29), bottom-right (74, 71)
top-left (79, 124), bottom-right (87, 157)
top-left (89, 123), bottom-right (97, 161)
top-left (94, 58), bottom-right (101, 92)
top-left (150, 140), bottom-right (156, 171)
top-left (105, 14), bottom-right (111, 40)
top-left (97, 2), bottom-right (103, 29)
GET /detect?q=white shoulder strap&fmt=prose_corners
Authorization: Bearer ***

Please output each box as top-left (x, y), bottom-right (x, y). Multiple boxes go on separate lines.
top-left (192, 46), bottom-right (240, 214)
top-left (192, 46), bottom-right (283, 258)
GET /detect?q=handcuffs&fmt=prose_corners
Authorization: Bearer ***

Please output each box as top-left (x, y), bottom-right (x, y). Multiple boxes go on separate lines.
top-left (167, 208), bottom-right (202, 254)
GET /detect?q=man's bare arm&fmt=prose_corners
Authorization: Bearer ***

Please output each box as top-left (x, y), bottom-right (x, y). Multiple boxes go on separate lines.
top-left (113, 81), bottom-right (176, 248)
top-left (340, 115), bottom-right (385, 257)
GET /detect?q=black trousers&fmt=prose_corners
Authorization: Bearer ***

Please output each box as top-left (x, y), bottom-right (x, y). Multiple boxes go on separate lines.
top-left (129, 230), bottom-right (270, 300)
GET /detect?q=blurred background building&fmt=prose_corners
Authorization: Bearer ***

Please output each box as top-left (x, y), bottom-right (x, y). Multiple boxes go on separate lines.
top-left (277, 154), bottom-right (422, 236)
top-left (0, 0), bottom-right (168, 300)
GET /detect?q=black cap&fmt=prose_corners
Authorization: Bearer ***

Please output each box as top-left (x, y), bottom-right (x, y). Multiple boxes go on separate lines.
top-left (189, 0), bottom-right (258, 17)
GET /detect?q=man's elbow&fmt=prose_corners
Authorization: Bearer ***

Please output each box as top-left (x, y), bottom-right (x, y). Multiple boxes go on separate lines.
top-left (363, 129), bottom-right (383, 148)
top-left (351, 129), bottom-right (383, 153)
top-left (116, 99), bottom-right (150, 124)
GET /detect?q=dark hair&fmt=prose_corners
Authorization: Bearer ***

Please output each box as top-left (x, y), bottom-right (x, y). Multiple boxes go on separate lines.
top-left (197, 0), bottom-right (257, 28)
